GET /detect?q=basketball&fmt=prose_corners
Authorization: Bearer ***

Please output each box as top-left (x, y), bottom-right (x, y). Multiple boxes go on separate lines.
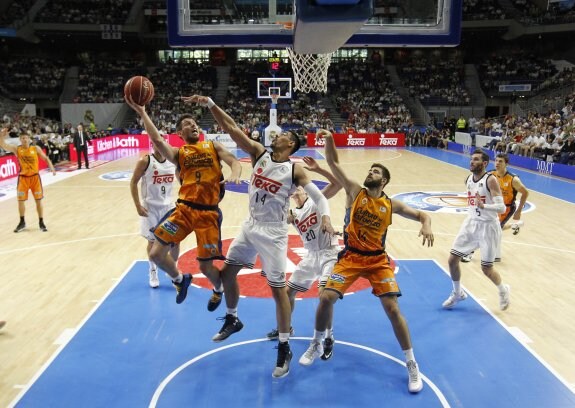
top-left (124, 76), bottom-right (154, 105)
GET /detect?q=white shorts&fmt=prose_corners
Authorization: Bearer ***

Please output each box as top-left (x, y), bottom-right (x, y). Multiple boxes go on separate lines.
top-left (225, 219), bottom-right (289, 288)
top-left (140, 205), bottom-right (174, 241)
top-left (288, 246), bottom-right (340, 292)
top-left (451, 217), bottom-right (501, 266)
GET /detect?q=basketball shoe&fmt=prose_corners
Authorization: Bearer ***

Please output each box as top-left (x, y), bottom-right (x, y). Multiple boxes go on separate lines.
top-left (273, 342), bottom-right (292, 378)
top-left (442, 290), bottom-right (468, 309)
top-left (212, 314), bottom-right (244, 342)
top-left (173, 274), bottom-right (192, 304)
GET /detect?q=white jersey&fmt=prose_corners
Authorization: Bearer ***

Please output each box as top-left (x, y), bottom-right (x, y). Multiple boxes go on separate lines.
top-left (141, 154), bottom-right (176, 209)
top-left (249, 151), bottom-right (296, 222)
top-left (292, 198), bottom-right (338, 251)
top-left (465, 172), bottom-right (498, 223)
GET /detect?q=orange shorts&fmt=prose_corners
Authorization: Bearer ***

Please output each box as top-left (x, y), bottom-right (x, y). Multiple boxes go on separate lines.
top-left (17, 174), bottom-right (43, 201)
top-left (153, 202), bottom-right (224, 261)
top-left (326, 250), bottom-right (401, 298)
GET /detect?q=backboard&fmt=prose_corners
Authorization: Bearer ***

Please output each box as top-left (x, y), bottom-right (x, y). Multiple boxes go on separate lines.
top-left (257, 78), bottom-right (292, 99)
top-left (168, 0), bottom-right (462, 49)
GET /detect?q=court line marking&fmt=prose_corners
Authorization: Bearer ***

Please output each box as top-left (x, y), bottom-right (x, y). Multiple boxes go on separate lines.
top-left (0, 233), bottom-right (140, 255)
top-left (431, 259), bottom-right (575, 394)
top-left (407, 148), bottom-right (575, 205)
top-left (148, 337), bottom-right (450, 408)
top-left (7, 260), bottom-right (138, 408)
top-left (389, 227), bottom-right (575, 255)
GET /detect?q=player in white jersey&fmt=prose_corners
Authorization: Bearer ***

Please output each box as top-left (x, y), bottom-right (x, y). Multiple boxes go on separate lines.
top-left (443, 149), bottom-right (511, 311)
top-left (130, 150), bottom-right (179, 288)
top-left (265, 157), bottom-right (341, 361)
top-left (184, 94), bottom-right (335, 379)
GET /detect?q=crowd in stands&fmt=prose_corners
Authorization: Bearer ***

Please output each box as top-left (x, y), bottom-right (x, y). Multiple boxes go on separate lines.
top-left (35, 0), bottom-right (135, 25)
top-left (76, 60), bottom-right (147, 103)
top-left (397, 56), bottom-right (470, 106)
top-left (0, 0), bottom-right (34, 27)
top-left (145, 60), bottom-right (217, 133)
top-left (477, 51), bottom-right (558, 95)
top-left (0, 58), bottom-right (67, 97)
top-left (462, 0), bottom-right (506, 21)
top-left (328, 60), bottom-right (410, 132)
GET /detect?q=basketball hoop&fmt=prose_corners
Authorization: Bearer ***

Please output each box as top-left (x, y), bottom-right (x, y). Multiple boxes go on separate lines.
top-left (270, 93), bottom-right (280, 105)
top-left (286, 47), bottom-right (333, 93)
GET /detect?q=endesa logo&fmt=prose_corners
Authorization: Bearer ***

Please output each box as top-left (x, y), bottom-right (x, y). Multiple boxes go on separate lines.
top-left (295, 213), bottom-right (318, 233)
top-left (0, 158), bottom-right (18, 178)
top-left (252, 173), bottom-right (282, 194)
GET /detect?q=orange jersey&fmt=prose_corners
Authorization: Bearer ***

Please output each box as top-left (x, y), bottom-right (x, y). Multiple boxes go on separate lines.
top-left (490, 170), bottom-right (518, 224)
top-left (17, 146), bottom-right (40, 176)
top-left (491, 170), bottom-right (517, 207)
top-left (344, 188), bottom-right (392, 254)
top-left (177, 141), bottom-right (223, 206)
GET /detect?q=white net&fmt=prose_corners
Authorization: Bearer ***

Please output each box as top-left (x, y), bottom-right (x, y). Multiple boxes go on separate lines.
top-left (286, 47), bottom-right (333, 93)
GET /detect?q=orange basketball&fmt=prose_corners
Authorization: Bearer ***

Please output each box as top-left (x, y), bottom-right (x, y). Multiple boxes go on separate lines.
top-left (124, 76), bottom-right (154, 105)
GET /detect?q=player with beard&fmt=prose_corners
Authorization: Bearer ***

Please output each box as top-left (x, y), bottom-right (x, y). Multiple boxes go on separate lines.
top-left (125, 96), bottom-right (242, 305)
top-left (443, 149), bottom-right (511, 311)
top-left (299, 129), bottom-right (434, 394)
top-left (184, 94), bottom-right (335, 379)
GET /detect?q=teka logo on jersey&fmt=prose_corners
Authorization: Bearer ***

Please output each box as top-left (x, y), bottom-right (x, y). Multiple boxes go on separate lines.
top-left (346, 135), bottom-right (365, 146)
top-left (379, 135), bottom-right (398, 146)
top-left (0, 158), bottom-right (18, 178)
top-left (252, 173), bottom-right (282, 194)
top-left (226, 179), bottom-right (327, 195)
top-left (295, 213), bottom-right (318, 233)
top-left (152, 171), bottom-right (174, 184)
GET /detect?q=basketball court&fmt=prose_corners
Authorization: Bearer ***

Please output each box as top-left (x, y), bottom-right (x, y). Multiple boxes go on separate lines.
top-left (2, 1), bottom-right (575, 406)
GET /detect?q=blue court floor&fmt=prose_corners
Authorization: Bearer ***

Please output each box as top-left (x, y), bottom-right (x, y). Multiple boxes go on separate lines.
top-left (10, 259), bottom-right (575, 408)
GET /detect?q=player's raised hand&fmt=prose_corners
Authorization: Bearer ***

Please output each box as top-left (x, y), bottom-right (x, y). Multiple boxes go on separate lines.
top-left (418, 226), bottom-right (434, 247)
top-left (124, 94), bottom-right (146, 115)
top-left (320, 215), bottom-right (335, 235)
top-left (180, 95), bottom-right (209, 106)
top-left (315, 128), bottom-right (332, 144)
top-left (221, 175), bottom-right (242, 185)
top-left (302, 156), bottom-right (320, 172)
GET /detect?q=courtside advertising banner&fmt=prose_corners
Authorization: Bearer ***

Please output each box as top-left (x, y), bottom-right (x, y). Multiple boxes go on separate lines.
top-left (306, 133), bottom-right (405, 147)
top-left (67, 133), bottom-right (196, 162)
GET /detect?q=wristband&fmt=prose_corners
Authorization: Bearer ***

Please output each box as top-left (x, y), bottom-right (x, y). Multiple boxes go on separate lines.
top-left (206, 97), bottom-right (215, 109)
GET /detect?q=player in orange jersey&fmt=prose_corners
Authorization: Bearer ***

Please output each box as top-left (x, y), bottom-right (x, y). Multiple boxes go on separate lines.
top-left (0, 128), bottom-right (56, 233)
top-left (300, 129), bottom-right (434, 394)
top-left (125, 96), bottom-right (242, 305)
top-left (491, 153), bottom-right (529, 234)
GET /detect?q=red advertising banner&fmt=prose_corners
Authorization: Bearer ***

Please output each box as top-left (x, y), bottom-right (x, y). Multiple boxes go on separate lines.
top-left (0, 153), bottom-right (48, 182)
top-left (68, 133), bottom-right (192, 162)
top-left (306, 132), bottom-right (405, 148)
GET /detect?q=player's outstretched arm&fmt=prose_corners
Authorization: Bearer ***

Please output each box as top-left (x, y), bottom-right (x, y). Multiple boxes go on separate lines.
top-left (125, 95), bottom-right (178, 164)
top-left (294, 164), bottom-right (335, 235)
top-left (391, 198), bottom-right (434, 247)
top-left (316, 129), bottom-right (361, 202)
top-left (213, 141), bottom-right (242, 184)
top-left (0, 128), bottom-right (17, 154)
top-left (182, 95), bottom-right (264, 158)
top-left (512, 176), bottom-right (529, 220)
top-left (35, 146), bottom-right (56, 175)
top-left (130, 156), bottom-right (149, 217)
top-left (302, 156), bottom-right (342, 199)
